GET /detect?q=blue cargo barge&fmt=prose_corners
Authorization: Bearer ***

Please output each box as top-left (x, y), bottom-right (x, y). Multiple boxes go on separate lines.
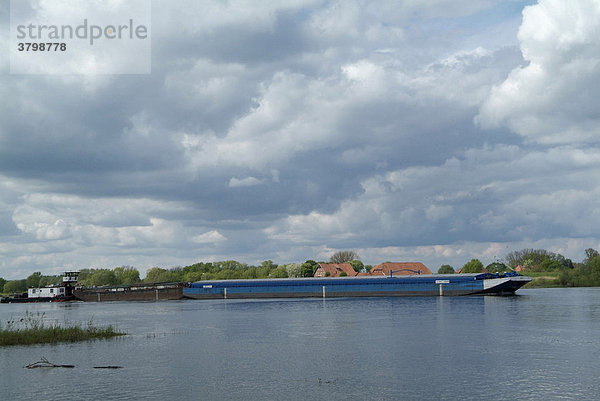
top-left (183, 272), bottom-right (531, 299)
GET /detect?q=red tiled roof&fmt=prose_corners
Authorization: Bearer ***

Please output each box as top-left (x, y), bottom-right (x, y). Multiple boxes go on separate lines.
top-left (314, 263), bottom-right (357, 277)
top-left (370, 262), bottom-right (432, 276)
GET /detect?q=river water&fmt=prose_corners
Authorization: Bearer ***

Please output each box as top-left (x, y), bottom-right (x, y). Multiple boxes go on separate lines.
top-left (1, 288), bottom-right (599, 400)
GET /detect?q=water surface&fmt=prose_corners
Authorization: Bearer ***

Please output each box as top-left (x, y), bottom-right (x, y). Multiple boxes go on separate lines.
top-left (1, 288), bottom-right (599, 400)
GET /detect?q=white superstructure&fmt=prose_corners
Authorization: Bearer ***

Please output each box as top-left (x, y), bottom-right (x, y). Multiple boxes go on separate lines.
top-left (28, 286), bottom-right (66, 298)
top-left (27, 271), bottom-right (79, 299)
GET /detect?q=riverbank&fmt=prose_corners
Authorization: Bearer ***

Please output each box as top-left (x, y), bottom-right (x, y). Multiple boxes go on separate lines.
top-left (522, 272), bottom-right (560, 288)
top-left (522, 267), bottom-right (600, 288)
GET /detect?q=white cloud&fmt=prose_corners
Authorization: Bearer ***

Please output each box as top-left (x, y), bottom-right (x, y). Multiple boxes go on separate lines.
top-left (180, 44), bottom-right (512, 177)
top-left (228, 176), bottom-right (262, 188)
top-left (163, 59), bottom-right (248, 114)
top-left (10, 193), bottom-right (201, 249)
top-left (180, 71), bottom-right (348, 171)
top-left (266, 143), bottom-right (600, 249)
top-left (306, 1), bottom-right (361, 41)
top-left (477, 0), bottom-right (600, 144)
top-left (425, 205), bottom-right (453, 222)
top-left (192, 230), bottom-right (226, 244)
top-left (154, 0), bottom-right (320, 34)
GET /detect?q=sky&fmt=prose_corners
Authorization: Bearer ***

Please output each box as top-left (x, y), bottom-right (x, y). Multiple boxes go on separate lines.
top-left (1, 0), bottom-right (600, 279)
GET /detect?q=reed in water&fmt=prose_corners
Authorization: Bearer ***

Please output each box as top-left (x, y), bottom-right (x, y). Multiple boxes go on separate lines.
top-left (0, 311), bottom-right (125, 346)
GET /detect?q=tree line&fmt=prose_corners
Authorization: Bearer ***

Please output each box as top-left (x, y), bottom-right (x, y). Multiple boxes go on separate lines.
top-left (3, 248), bottom-right (600, 294)
top-left (437, 248), bottom-right (600, 287)
top-left (0, 251), bottom-right (368, 294)
top-left (0, 260), bottom-right (320, 294)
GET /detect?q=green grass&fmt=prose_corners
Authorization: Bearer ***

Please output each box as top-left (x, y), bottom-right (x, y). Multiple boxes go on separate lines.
top-left (0, 312), bottom-right (125, 346)
top-left (522, 271), bottom-right (562, 288)
top-left (519, 270), bottom-right (560, 288)
top-left (523, 271), bottom-right (560, 278)
top-left (524, 277), bottom-right (559, 288)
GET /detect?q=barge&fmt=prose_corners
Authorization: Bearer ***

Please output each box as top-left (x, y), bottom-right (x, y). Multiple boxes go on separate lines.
top-left (73, 282), bottom-right (184, 302)
top-left (183, 272), bottom-right (531, 299)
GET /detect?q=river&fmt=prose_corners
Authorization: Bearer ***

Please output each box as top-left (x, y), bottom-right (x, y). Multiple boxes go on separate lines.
top-left (1, 288), bottom-right (599, 400)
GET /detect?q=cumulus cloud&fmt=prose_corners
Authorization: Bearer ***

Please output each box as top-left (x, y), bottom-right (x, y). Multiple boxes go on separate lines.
top-left (2, 0), bottom-right (599, 278)
top-left (265, 143), bottom-right (600, 251)
top-left (7, 193), bottom-right (233, 260)
top-left (477, 0), bottom-right (600, 144)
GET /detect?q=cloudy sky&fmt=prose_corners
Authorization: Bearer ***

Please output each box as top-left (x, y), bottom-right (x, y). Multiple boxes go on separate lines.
top-left (1, 0), bottom-right (600, 278)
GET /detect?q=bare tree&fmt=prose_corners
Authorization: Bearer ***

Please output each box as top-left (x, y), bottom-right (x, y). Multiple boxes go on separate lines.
top-left (585, 248), bottom-right (600, 263)
top-left (330, 250), bottom-right (359, 264)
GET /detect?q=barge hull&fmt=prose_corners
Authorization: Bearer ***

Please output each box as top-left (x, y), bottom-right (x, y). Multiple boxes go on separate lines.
top-left (74, 284), bottom-right (183, 302)
top-left (184, 273), bottom-right (531, 300)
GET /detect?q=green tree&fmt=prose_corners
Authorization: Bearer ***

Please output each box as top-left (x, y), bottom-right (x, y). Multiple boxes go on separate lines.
top-left (114, 266), bottom-right (141, 285)
top-left (349, 259), bottom-right (364, 272)
top-left (240, 267), bottom-right (258, 280)
top-left (26, 272), bottom-right (42, 288)
top-left (268, 267), bottom-right (288, 278)
top-left (540, 258), bottom-right (563, 271)
top-left (0, 277), bottom-right (6, 293)
top-left (87, 269), bottom-right (118, 286)
top-left (587, 256), bottom-right (600, 285)
top-left (261, 260), bottom-right (278, 269)
top-left (145, 267), bottom-right (169, 283)
top-left (282, 263), bottom-right (302, 278)
top-left (183, 270), bottom-right (204, 282)
top-left (557, 255), bottom-right (600, 287)
top-left (330, 250), bottom-right (359, 264)
top-left (504, 248), bottom-right (571, 271)
top-left (584, 248), bottom-right (600, 264)
top-left (438, 265), bottom-right (455, 274)
top-left (301, 260), bottom-right (318, 277)
top-left (485, 262), bottom-right (509, 274)
top-left (461, 259), bottom-right (484, 273)
top-left (3, 280), bottom-right (27, 294)
top-left (38, 275), bottom-right (62, 287)
top-left (182, 262), bottom-right (215, 281)
top-left (77, 269), bottom-right (92, 284)
top-left (144, 267), bottom-right (182, 283)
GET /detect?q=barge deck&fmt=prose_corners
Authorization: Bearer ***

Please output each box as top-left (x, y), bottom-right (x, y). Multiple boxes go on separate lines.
top-left (183, 273), bottom-right (531, 299)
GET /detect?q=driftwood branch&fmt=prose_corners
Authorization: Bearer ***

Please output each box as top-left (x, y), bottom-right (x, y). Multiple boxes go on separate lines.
top-left (25, 357), bottom-right (74, 369)
top-left (25, 357), bottom-right (123, 369)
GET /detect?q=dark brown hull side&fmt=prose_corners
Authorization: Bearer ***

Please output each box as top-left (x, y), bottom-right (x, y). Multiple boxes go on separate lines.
top-left (74, 286), bottom-right (183, 302)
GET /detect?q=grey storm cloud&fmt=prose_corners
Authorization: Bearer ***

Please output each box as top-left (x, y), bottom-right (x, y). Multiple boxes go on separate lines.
top-left (1, 0), bottom-right (600, 278)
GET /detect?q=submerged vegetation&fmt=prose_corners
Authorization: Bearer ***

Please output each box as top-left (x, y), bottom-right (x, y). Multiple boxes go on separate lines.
top-left (0, 312), bottom-right (125, 346)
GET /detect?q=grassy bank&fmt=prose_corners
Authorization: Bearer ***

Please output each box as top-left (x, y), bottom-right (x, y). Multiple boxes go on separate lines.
top-left (521, 267), bottom-right (600, 288)
top-left (0, 312), bottom-right (125, 346)
top-left (521, 271), bottom-right (560, 288)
